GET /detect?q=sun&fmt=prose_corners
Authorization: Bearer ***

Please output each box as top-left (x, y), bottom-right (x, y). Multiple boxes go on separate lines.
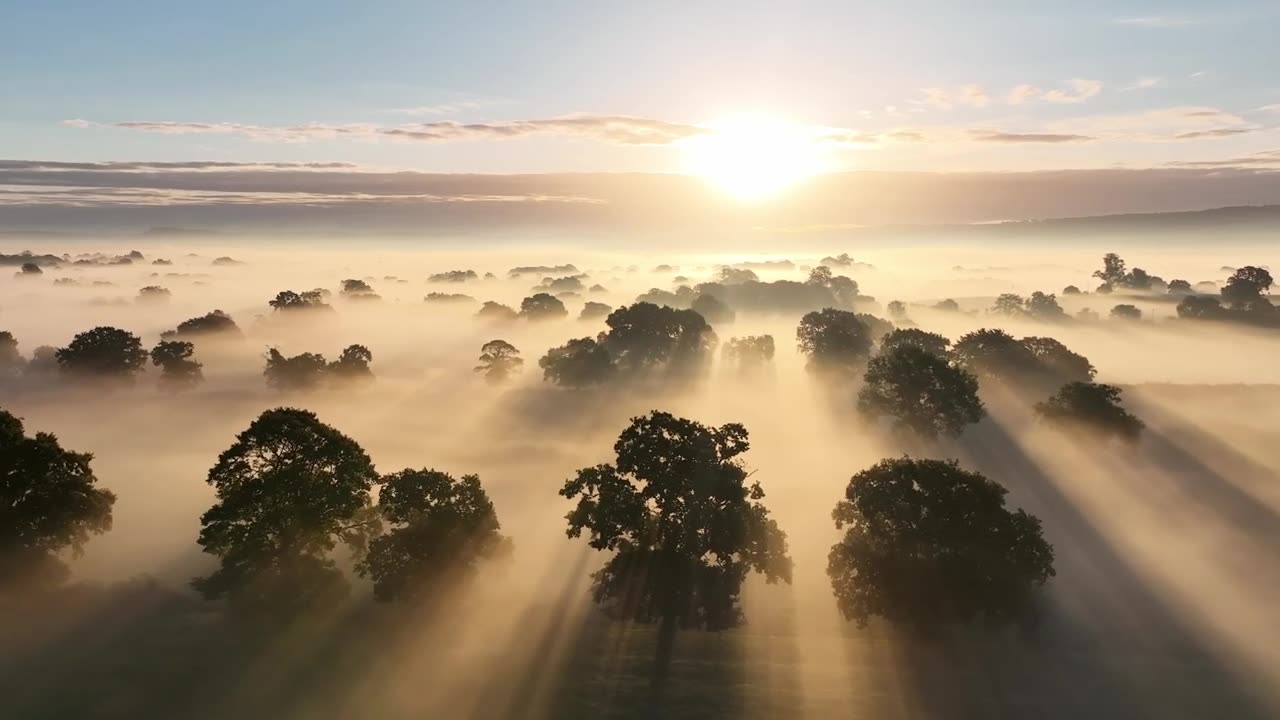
top-left (681, 113), bottom-right (829, 200)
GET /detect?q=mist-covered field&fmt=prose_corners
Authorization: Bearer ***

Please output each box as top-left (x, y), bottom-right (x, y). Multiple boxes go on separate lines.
top-left (2, 238), bottom-right (1278, 720)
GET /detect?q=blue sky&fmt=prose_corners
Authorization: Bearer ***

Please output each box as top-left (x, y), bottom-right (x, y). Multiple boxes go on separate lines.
top-left (2, 1), bottom-right (1278, 174)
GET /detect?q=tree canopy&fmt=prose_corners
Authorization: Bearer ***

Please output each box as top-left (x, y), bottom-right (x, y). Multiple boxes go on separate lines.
top-left (857, 346), bottom-right (985, 439)
top-left (722, 335), bottom-right (775, 371)
top-left (560, 411), bottom-right (792, 632)
top-left (538, 337), bottom-right (615, 387)
top-left (880, 328), bottom-right (950, 357)
top-left (519, 293), bottom-right (568, 320)
top-left (475, 340), bottom-right (523, 383)
top-left (0, 409), bottom-right (116, 589)
top-left (359, 469), bottom-right (511, 602)
top-left (264, 349), bottom-right (328, 390)
top-left (796, 308), bottom-right (873, 375)
top-left (161, 310), bottom-right (241, 340)
top-left (327, 344), bottom-right (374, 380)
top-left (828, 457), bottom-right (1054, 628)
top-left (150, 340), bottom-right (203, 387)
top-left (1035, 382), bottom-right (1144, 442)
top-left (192, 408), bottom-right (379, 611)
top-left (56, 326), bottom-right (149, 379)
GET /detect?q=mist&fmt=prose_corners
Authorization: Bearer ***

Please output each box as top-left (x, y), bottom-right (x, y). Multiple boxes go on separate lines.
top-left (1, 235), bottom-right (1277, 720)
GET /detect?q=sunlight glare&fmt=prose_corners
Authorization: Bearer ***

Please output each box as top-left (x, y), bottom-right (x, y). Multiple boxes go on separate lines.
top-left (681, 113), bottom-right (830, 201)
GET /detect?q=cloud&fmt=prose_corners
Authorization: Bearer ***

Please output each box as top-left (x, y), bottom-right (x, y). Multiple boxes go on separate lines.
top-left (1048, 106), bottom-right (1262, 141)
top-left (1042, 78), bottom-right (1104, 104)
top-left (390, 101), bottom-right (485, 116)
top-left (68, 114), bottom-right (712, 146)
top-left (1114, 16), bottom-right (1198, 28)
top-left (968, 130), bottom-right (1094, 144)
top-left (1164, 150), bottom-right (1280, 169)
top-left (913, 85), bottom-right (991, 110)
top-left (1121, 77), bottom-right (1163, 92)
top-left (1260, 104), bottom-right (1280, 113)
top-left (0, 159), bottom-right (360, 171)
top-left (0, 185), bottom-right (605, 208)
top-left (1007, 84), bottom-right (1042, 105)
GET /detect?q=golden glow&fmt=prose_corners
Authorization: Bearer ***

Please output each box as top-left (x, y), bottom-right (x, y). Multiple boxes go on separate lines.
top-left (681, 113), bottom-right (829, 200)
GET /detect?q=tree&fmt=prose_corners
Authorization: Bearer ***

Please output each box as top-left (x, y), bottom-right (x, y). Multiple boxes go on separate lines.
top-left (269, 290), bottom-right (331, 312)
top-left (264, 349), bottom-right (328, 390)
top-left (880, 328), bottom-right (950, 357)
top-left (327, 344), bottom-right (374, 380)
top-left (477, 301), bottom-right (519, 321)
top-left (24, 346), bottom-right (59, 377)
top-left (1221, 266), bottom-right (1273, 305)
top-left (933, 299), bottom-right (960, 312)
top-left (598, 302), bottom-right (717, 378)
top-left (359, 469), bottom-right (511, 603)
top-left (161, 310), bottom-right (241, 340)
top-left (1019, 336), bottom-right (1096, 385)
top-left (807, 266), bottom-right (859, 306)
top-left (0, 331), bottom-right (21, 374)
top-left (827, 458), bottom-right (1054, 628)
top-left (1167, 279), bottom-right (1193, 295)
top-left (858, 346), bottom-right (985, 439)
top-left (796, 308), bottom-right (872, 375)
top-left (192, 408), bottom-right (378, 611)
top-left (991, 293), bottom-right (1025, 317)
top-left (474, 340), bottom-right (523, 383)
top-left (722, 335), bottom-right (775, 370)
top-left (1092, 253), bottom-right (1127, 286)
top-left (0, 409), bottom-right (115, 589)
top-left (1035, 382), bottom-right (1144, 442)
top-left (137, 285), bottom-right (171, 303)
top-left (560, 412), bottom-right (791, 691)
top-left (1025, 291), bottom-right (1067, 321)
top-left (340, 278), bottom-right (380, 300)
top-left (1062, 285), bottom-right (1081, 295)
top-left (952, 328), bottom-right (1039, 382)
top-left (18, 262), bottom-right (42, 276)
top-left (1177, 295), bottom-right (1225, 320)
top-left (150, 340), bottom-right (203, 387)
top-left (691, 294), bottom-right (735, 324)
top-left (1110, 304), bottom-right (1142, 320)
top-left (717, 267), bottom-right (758, 285)
top-left (579, 301), bottom-right (613, 321)
top-left (539, 338), bottom-right (615, 387)
top-left (56, 326), bottom-right (149, 379)
top-left (428, 270), bottom-right (478, 283)
top-left (886, 300), bottom-right (908, 321)
top-left (519, 292), bottom-right (568, 320)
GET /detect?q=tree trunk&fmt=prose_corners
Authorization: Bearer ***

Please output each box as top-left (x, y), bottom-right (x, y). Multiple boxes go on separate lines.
top-left (647, 613), bottom-right (678, 716)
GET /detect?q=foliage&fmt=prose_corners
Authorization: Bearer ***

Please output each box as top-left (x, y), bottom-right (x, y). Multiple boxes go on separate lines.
top-left (161, 310), bottom-right (241, 340)
top-left (1035, 382), bottom-right (1144, 442)
top-left (340, 279), bottom-right (380, 300)
top-left (55, 326), bottom-right (149, 379)
top-left (880, 328), bottom-right (950, 356)
top-left (597, 302), bottom-right (717, 378)
top-left (0, 331), bottom-right (21, 373)
top-left (721, 335), bottom-right (775, 370)
top-left (691, 293), bottom-right (735, 324)
top-left (428, 270), bottom-right (478, 283)
top-left (796, 308), bottom-right (872, 375)
top-left (933, 298), bottom-right (960, 312)
top-left (269, 289), bottom-right (332, 312)
top-left (477, 301), bottom-right (519, 321)
top-left (560, 412), bottom-right (791, 631)
top-left (360, 469), bottom-right (511, 602)
top-left (1110, 304), bottom-right (1142, 320)
top-left (475, 340), bottom-right (523, 383)
top-left (857, 346), bottom-right (985, 438)
top-left (1221, 266), bottom-right (1274, 305)
top-left (137, 285), bottom-right (171, 303)
top-left (150, 340), bottom-right (203, 387)
top-left (519, 293), bottom-right (568, 320)
top-left (327, 344), bottom-right (374, 380)
top-left (1018, 336), bottom-right (1096, 385)
top-left (1176, 295), bottom-right (1225, 319)
top-left (192, 408), bottom-right (379, 611)
top-left (716, 267), bottom-right (758, 285)
top-left (579, 301), bottom-right (613, 321)
top-left (828, 457), bottom-right (1054, 627)
top-left (264, 349), bottom-right (328, 390)
top-left (539, 337), bottom-right (615, 387)
top-left (0, 409), bottom-right (116, 589)
top-left (991, 293), bottom-right (1025, 317)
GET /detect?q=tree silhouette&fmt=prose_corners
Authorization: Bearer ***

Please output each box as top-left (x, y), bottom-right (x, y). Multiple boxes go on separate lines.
top-left (1093, 253), bottom-right (1127, 286)
top-left (560, 412), bottom-right (791, 692)
top-left (991, 293), bottom-right (1025, 317)
top-left (1167, 279), bottom-right (1193, 295)
top-left (56, 326), bottom-right (149, 379)
top-left (137, 285), bottom-right (171, 303)
top-left (579, 301), bottom-right (613, 321)
top-left (722, 335), bottom-right (775, 371)
top-left (24, 346), bottom-right (59, 377)
top-left (477, 301), bottom-right (519, 321)
top-left (598, 302), bottom-right (717, 378)
top-left (1035, 382), bottom-right (1144, 442)
top-left (359, 469), bottom-right (512, 603)
top-left (269, 289), bottom-right (332, 312)
top-left (474, 340), bottom-right (523, 383)
top-left (1177, 295), bottom-right (1226, 320)
top-left (717, 267), bottom-right (758, 285)
top-left (1062, 285), bottom-right (1081, 295)
top-left (1025, 291), bottom-right (1067, 320)
top-left (0, 409), bottom-right (116, 589)
top-left (1221, 266), bottom-right (1273, 305)
top-left (340, 278), bottom-right (380, 300)
top-left (264, 349), bottom-right (328, 390)
top-left (880, 328), bottom-right (950, 356)
top-left (1019, 336), bottom-right (1096, 385)
top-left (0, 331), bottom-right (21, 374)
top-left (796, 308), bottom-right (872, 375)
top-left (691, 293), bottom-right (735, 324)
top-left (428, 270), bottom-right (478, 283)
top-left (539, 337), bottom-right (615, 387)
top-left (161, 310), bottom-right (241, 340)
top-left (933, 298), bottom-right (960, 312)
top-left (952, 328), bottom-right (1038, 381)
top-left (858, 346), bottom-right (984, 439)
top-left (806, 266), bottom-right (859, 306)
top-left (150, 340), bottom-right (203, 387)
top-left (1110, 304), bottom-right (1142, 320)
top-left (828, 457), bottom-right (1054, 628)
top-left (192, 408), bottom-right (379, 612)
top-left (519, 292), bottom-right (568, 320)
top-left (327, 344), bottom-right (374, 380)
top-left (18, 262), bottom-right (42, 276)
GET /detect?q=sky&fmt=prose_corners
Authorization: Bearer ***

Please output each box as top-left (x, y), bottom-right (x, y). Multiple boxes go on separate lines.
top-left (2, 1), bottom-right (1279, 230)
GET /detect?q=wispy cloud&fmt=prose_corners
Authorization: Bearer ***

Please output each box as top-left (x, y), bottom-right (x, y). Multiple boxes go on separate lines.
top-left (1049, 106), bottom-right (1265, 141)
top-left (1042, 78), bottom-right (1104, 104)
top-left (66, 114), bottom-right (712, 146)
top-left (967, 130), bottom-right (1093, 144)
top-left (1114, 16), bottom-right (1199, 28)
top-left (1006, 84), bottom-right (1042, 105)
top-left (1121, 76), bottom-right (1163, 92)
top-left (913, 85), bottom-right (991, 110)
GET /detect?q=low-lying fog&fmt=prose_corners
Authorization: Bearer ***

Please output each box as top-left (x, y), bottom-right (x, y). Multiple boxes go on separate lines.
top-left (1, 237), bottom-right (1277, 720)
